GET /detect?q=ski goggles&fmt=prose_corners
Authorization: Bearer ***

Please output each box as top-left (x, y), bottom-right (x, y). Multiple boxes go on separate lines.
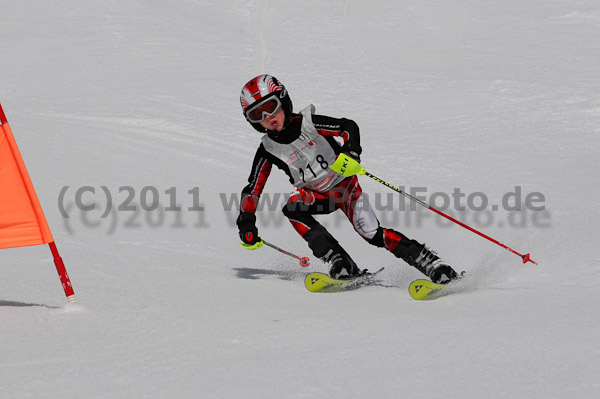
top-left (245, 96), bottom-right (282, 123)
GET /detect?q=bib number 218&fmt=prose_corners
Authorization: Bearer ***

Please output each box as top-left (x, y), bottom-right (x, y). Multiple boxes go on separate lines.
top-left (299, 155), bottom-right (329, 183)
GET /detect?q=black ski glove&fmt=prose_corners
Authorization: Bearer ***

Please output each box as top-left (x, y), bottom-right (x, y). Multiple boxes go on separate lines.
top-left (341, 143), bottom-right (361, 163)
top-left (343, 149), bottom-right (361, 163)
top-left (237, 212), bottom-right (260, 245)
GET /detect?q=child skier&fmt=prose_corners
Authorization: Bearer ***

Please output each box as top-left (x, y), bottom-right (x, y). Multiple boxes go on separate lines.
top-left (237, 74), bottom-right (459, 283)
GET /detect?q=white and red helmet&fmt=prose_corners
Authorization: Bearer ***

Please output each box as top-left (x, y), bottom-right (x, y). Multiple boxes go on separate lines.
top-left (240, 74), bottom-right (293, 132)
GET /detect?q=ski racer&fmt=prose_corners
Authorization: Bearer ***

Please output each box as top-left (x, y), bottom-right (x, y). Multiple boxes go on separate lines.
top-left (236, 74), bottom-right (459, 283)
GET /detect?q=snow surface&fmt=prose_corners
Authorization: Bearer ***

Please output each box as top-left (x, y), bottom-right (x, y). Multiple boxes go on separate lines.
top-left (1, 0), bottom-right (599, 398)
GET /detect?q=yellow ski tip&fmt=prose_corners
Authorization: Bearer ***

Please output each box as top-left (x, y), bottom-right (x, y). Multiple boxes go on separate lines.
top-left (305, 272), bottom-right (330, 292)
top-left (304, 272), bottom-right (347, 292)
top-left (409, 279), bottom-right (446, 300)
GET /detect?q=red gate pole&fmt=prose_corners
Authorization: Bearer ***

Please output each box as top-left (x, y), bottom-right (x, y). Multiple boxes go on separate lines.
top-left (48, 241), bottom-right (77, 302)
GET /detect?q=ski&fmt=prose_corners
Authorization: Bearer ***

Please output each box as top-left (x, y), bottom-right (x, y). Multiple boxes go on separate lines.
top-left (305, 268), bottom-right (384, 293)
top-left (409, 278), bottom-right (463, 300)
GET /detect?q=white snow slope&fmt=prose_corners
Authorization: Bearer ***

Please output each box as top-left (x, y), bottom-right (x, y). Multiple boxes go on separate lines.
top-left (1, 0), bottom-right (599, 398)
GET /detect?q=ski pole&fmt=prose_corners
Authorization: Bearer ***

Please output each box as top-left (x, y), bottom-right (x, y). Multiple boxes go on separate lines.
top-left (263, 240), bottom-right (311, 267)
top-left (330, 154), bottom-right (537, 265)
top-left (240, 238), bottom-right (310, 267)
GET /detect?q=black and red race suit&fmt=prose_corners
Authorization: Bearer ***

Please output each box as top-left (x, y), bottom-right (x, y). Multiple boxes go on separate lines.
top-left (238, 105), bottom-right (412, 259)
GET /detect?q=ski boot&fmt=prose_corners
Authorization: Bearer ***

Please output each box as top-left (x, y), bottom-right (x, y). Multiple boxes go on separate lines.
top-left (427, 258), bottom-right (460, 284)
top-left (410, 245), bottom-right (459, 284)
top-left (321, 246), bottom-right (363, 280)
top-left (392, 239), bottom-right (460, 284)
top-left (301, 223), bottom-right (364, 280)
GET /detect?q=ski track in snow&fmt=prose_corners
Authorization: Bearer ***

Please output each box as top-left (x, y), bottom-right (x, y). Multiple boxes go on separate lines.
top-left (1, 0), bottom-right (600, 398)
